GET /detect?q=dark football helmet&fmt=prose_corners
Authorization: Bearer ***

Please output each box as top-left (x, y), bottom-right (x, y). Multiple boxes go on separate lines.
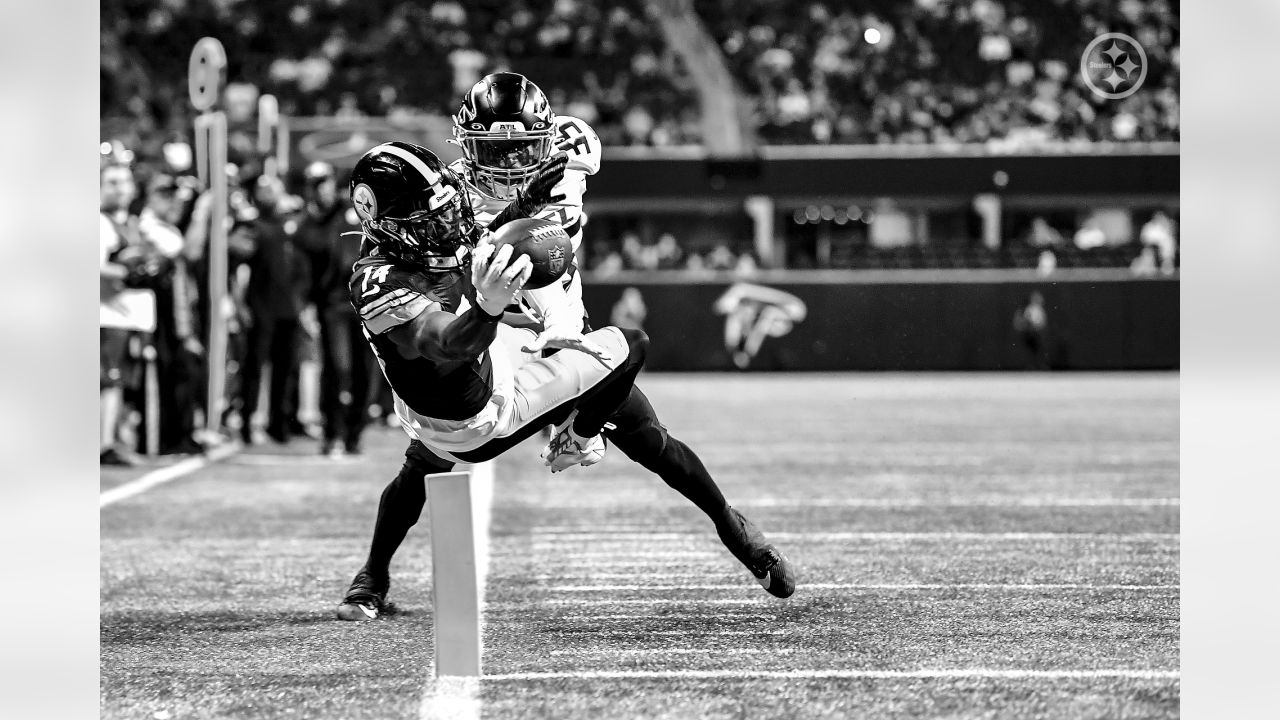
top-left (453, 72), bottom-right (556, 201)
top-left (349, 141), bottom-right (478, 265)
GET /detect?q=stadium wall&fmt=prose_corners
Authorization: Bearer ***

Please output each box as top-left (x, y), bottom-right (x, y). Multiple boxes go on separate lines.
top-left (582, 273), bottom-right (1178, 371)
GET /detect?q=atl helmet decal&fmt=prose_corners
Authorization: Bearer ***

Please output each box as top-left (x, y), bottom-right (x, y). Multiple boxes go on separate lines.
top-left (352, 183), bottom-right (377, 222)
top-left (490, 121), bottom-right (527, 133)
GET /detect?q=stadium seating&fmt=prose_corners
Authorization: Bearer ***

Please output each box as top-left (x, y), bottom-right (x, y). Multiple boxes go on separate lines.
top-left (102, 0), bottom-right (1178, 150)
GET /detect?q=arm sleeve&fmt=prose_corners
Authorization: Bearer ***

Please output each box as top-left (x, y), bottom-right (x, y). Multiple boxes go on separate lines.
top-left (401, 301), bottom-right (503, 364)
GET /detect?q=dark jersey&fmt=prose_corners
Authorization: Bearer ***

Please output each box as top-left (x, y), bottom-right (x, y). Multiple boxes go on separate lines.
top-left (349, 253), bottom-right (493, 421)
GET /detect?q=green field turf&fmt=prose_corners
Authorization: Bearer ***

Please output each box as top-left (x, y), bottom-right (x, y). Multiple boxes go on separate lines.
top-left (100, 373), bottom-right (1179, 719)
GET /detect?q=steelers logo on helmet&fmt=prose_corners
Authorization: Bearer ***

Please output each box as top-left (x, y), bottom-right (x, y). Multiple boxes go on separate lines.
top-left (349, 141), bottom-right (479, 266)
top-left (352, 183), bottom-right (377, 223)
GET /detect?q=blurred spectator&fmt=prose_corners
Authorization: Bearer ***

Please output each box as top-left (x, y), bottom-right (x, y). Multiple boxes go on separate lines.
top-left (236, 175), bottom-right (310, 444)
top-left (100, 161), bottom-right (144, 465)
top-left (1073, 221), bottom-right (1107, 250)
top-left (138, 173), bottom-right (205, 454)
top-left (1025, 216), bottom-right (1064, 248)
top-left (1012, 291), bottom-right (1050, 370)
top-left (1139, 210), bottom-right (1178, 274)
top-left (1036, 249), bottom-right (1057, 276)
top-left (610, 287), bottom-right (648, 331)
top-left (297, 162), bottom-right (376, 456)
top-left (1129, 245), bottom-right (1158, 276)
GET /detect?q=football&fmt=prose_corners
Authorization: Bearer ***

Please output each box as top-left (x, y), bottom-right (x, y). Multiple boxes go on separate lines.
top-left (489, 218), bottom-right (573, 289)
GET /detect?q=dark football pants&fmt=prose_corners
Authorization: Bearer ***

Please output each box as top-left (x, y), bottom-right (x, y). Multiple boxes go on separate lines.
top-left (319, 309), bottom-right (374, 449)
top-left (242, 317), bottom-right (299, 437)
top-left (359, 328), bottom-right (730, 580)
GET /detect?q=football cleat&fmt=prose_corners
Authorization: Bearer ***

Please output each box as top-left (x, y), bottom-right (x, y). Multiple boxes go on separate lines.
top-left (336, 569), bottom-right (393, 621)
top-left (540, 410), bottom-right (607, 473)
top-left (716, 507), bottom-right (796, 598)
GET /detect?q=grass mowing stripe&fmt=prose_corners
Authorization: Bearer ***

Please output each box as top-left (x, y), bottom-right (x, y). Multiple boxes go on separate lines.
top-left (99, 442), bottom-right (240, 508)
top-left (482, 669), bottom-right (1180, 681)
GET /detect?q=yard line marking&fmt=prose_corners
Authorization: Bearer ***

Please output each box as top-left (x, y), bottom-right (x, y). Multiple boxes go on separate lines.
top-left (539, 613), bottom-right (778, 622)
top-left (549, 648), bottom-right (797, 656)
top-left (522, 498), bottom-right (1181, 509)
top-left (99, 442), bottom-right (240, 508)
top-left (738, 497), bottom-right (1181, 508)
top-left (592, 629), bottom-right (794, 636)
top-left (546, 583), bottom-right (1179, 592)
top-left (483, 669), bottom-right (1179, 681)
top-left (512, 599), bottom-right (785, 607)
top-left (518, 532), bottom-right (1179, 542)
top-left (227, 453), bottom-right (362, 466)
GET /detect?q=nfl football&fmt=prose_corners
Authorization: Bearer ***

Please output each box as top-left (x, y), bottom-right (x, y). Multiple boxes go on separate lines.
top-left (489, 218), bottom-right (573, 289)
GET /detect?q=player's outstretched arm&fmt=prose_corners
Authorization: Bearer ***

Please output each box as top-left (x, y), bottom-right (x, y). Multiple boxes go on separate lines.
top-left (385, 242), bottom-right (532, 363)
top-left (519, 281), bottom-right (612, 363)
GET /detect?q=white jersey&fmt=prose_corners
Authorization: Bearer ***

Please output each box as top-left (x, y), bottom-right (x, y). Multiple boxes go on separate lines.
top-left (450, 115), bottom-right (602, 330)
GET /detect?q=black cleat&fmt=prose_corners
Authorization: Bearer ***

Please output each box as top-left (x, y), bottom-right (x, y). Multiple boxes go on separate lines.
top-left (336, 569), bottom-right (393, 621)
top-left (716, 507), bottom-right (796, 598)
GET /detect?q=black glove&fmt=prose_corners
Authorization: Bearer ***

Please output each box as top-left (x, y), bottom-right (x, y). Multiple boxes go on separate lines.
top-left (516, 152), bottom-right (569, 216)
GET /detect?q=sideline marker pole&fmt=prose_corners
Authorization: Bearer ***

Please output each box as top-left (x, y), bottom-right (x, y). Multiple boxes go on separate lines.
top-left (426, 471), bottom-right (482, 676)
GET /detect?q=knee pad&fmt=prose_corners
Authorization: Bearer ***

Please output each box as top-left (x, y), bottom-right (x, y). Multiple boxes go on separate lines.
top-left (606, 411), bottom-right (670, 460)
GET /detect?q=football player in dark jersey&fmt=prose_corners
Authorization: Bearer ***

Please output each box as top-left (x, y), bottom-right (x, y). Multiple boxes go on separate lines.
top-left (336, 141), bottom-right (795, 620)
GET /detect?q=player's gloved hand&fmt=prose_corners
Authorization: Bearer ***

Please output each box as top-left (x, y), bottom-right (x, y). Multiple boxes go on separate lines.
top-left (470, 236), bottom-right (533, 317)
top-left (515, 152), bottom-right (568, 216)
top-left (522, 326), bottom-right (613, 364)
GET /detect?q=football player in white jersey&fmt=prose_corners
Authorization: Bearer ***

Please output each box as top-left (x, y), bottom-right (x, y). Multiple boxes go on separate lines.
top-left (448, 72), bottom-right (599, 334)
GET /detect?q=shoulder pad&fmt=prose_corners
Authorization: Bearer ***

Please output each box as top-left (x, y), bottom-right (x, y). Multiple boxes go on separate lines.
top-left (349, 255), bottom-right (440, 335)
top-left (554, 116), bottom-right (602, 176)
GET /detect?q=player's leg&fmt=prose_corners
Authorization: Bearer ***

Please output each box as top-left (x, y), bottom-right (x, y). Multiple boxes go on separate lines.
top-left (100, 328), bottom-right (134, 465)
top-left (539, 327), bottom-right (648, 471)
top-left (266, 319), bottom-right (299, 443)
top-left (343, 316), bottom-right (373, 454)
top-left (337, 439), bottom-right (455, 620)
top-left (437, 326), bottom-right (645, 466)
top-left (318, 310), bottom-right (350, 454)
top-left (605, 386), bottom-right (797, 598)
top-left (239, 318), bottom-right (270, 443)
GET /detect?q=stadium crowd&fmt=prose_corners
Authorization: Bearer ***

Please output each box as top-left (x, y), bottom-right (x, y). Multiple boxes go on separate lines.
top-left (100, 149), bottom-right (388, 464)
top-left (103, 0), bottom-right (1177, 151)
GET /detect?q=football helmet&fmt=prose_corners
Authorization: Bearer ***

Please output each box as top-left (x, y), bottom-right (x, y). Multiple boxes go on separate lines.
top-left (453, 72), bottom-right (557, 201)
top-left (349, 141), bottom-right (478, 265)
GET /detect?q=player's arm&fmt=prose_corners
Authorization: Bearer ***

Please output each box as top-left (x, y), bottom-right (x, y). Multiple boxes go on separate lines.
top-left (384, 243), bottom-right (533, 363)
top-left (486, 153), bottom-right (569, 233)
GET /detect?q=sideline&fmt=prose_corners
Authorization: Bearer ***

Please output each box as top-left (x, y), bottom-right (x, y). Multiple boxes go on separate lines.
top-left (99, 442), bottom-right (240, 508)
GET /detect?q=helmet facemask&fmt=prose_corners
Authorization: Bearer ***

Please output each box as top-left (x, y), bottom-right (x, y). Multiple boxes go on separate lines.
top-left (455, 126), bottom-right (555, 201)
top-left (362, 189), bottom-right (479, 267)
